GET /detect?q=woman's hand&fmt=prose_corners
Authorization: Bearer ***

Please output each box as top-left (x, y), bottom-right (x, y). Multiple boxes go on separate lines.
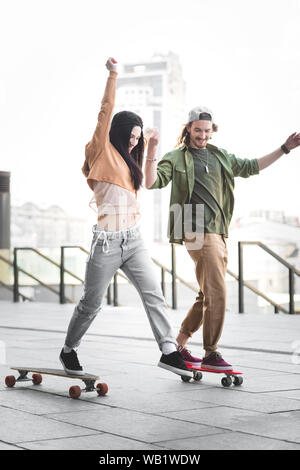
top-left (106, 57), bottom-right (118, 73)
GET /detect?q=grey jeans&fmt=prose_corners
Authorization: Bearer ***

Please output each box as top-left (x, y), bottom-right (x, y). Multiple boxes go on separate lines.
top-left (64, 224), bottom-right (177, 351)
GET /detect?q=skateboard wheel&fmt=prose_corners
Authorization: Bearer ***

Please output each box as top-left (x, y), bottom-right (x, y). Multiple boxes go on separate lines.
top-left (69, 385), bottom-right (81, 399)
top-left (32, 374), bottom-right (42, 385)
top-left (193, 371), bottom-right (203, 381)
top-left (96, 382), bottom-right (108, 396)
top-left (233, 376), bottom-right (243, 386)
top-left (181, 375), bottom-right (192, 383)
top-left (221, 377), bottom-right (232, 387)
top-left (5, 375), bottom-right (16, 388)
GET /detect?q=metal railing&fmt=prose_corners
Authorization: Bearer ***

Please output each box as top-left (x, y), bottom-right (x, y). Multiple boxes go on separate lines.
top-left (60, 245), bottom-right (185, 309)
top-left (1, 244), bottom-right (188, 308)
top-left (0, 242), bottom-right (298, 314)
top-left (237, 241), bottom-right (300, 314)
top-left (60, 245), bottom-right (128, 306)
top-left (12, 248), bottom-right (73, 303)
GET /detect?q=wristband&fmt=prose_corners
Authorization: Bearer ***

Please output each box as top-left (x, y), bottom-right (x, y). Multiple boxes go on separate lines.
top-left (146, 157), bottom-right (157, 162)
top-left (281, 144), bottom-right (290, 154)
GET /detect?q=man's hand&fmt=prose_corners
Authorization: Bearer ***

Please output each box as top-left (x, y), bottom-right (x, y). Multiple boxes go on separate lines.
top-left (258, 131), bottom-right (300, 171)
top-left (145, 128), bottom-right (159, 157)
top-left (285, 132), bottom-right (300, 151)
top-left (106, 57), bottom-right (118, 73)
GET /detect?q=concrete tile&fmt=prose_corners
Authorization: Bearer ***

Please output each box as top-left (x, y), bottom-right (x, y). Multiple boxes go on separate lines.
top-left (0, 389), bottom-right (99, 415)
top-left (22, 434), bottom-right (166, 450)
top-left (163, 406), bottom-right (263, 429)
top-left (0, 442), bottom-right (23, 450)
top-left (235, 373), bottom-right (300, 393)
top-left (94, 370), bottom-right (213, 393)
top-left (167, 388), bottom-right (300, 413)
top-left (0, 407), bottom-right (97, 444)
top-left (98, 389), bottom-right (219, 414)
top-left (266, 389), bottom-right (300, 401)
top-left (47, 408), bottom-right (222, 443)
top-left (156, 431), bottom-right (300, 450)
top-left (220, 411), bottom-right (300, 443)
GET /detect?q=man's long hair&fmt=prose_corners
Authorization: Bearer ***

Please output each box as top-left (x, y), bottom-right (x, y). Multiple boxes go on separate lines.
top-left (109, 112), bottom-right (144, 191)
top-left (176, 121), bottom-right (218, 148)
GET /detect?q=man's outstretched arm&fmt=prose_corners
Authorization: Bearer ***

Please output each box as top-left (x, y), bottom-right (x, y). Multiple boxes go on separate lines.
top-left (257, 132), bottom-right (300, 171)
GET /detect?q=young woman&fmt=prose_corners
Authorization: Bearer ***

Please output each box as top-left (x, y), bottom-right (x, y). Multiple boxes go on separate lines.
top-left (59, 57), bottom-right (192, 380)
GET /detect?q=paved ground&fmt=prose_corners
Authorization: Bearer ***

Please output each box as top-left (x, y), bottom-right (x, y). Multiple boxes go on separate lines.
top-left (0, 300), bottom-right (300, 450)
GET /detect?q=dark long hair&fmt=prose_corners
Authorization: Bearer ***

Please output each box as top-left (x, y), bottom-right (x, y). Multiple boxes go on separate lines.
top-left (109, 111), bottom-right (144, 191)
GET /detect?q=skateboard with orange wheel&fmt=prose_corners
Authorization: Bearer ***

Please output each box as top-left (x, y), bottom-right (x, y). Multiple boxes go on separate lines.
top-left (5, 367), bottom-right (108, 399)
top-left (181, 365), bottom-right (243, 388)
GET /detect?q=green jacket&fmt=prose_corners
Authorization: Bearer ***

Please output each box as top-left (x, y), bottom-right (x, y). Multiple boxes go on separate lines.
top-left (149, 143), bottom-right (259, 244)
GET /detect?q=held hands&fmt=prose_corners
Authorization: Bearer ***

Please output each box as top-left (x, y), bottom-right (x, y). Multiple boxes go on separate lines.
top-left (106, 57), bottom-right (118, 73)
top-left (285, 132), bottom-right (300, 151)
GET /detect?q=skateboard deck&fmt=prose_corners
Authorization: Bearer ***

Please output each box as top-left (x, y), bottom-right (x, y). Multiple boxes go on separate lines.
top-left (182, 364), bottom-right (243, 387)
top-left (5, 366), bottom-right (108, 399)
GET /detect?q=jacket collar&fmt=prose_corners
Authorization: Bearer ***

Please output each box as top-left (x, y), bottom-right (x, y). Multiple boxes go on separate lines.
top-left (182, 143), bottom-right (234, 178)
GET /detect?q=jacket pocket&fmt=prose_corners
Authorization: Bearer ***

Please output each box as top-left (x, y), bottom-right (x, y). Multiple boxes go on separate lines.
top-left (174, 166), bottom-right (186, 174)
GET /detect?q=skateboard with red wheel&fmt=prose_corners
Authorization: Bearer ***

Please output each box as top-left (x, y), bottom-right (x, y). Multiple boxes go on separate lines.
top-left (181, 365), bottom-right (243, 388)
top-left (5, 367), bottom-right (108, 399)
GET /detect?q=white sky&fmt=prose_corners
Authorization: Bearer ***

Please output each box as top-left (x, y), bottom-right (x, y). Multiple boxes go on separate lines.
top-left (0, 0), bottom-right (299, 219)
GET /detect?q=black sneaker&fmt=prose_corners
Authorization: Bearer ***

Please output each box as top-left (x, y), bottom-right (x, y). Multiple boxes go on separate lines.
top-left (59, 348), bottom-right (84, 376)
top-left (158, 351), bottom-right (193, 378)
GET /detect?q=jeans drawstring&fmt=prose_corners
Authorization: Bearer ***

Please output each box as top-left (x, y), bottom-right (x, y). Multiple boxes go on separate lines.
top-left (89, 230), bottom-right (110, 260)
top-left (89, 222), bottom-right (140, 261)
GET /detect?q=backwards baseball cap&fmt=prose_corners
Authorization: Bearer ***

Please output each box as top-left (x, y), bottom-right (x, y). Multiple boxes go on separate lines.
top-left (188, 106), bottom-right (214, 123)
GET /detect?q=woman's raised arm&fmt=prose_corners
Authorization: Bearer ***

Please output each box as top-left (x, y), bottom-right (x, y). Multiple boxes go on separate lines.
top-left (84, 58), bottom-right (118, 169)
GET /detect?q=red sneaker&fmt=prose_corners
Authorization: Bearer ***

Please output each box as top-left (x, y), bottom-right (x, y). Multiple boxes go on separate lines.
top-left (178, 346), bottom-right (202, 367)
top-left (201, 352), bottom-right (233, 371)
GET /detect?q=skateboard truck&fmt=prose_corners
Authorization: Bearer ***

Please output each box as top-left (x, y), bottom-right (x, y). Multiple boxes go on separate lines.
top-left (82, 379), bottom-right (96, 393)
top-left (16, 370), bottom-right (31, 382)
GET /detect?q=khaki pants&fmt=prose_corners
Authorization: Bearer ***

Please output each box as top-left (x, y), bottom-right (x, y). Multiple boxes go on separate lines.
top-left (180, 233), bottom-right (228, 352)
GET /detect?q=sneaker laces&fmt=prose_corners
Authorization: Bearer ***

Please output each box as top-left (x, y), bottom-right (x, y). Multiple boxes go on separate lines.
top-left (178, 346), bottom-right (193, 360)
top-left (69, 350), bottom-right (82, 368)
top-left (204, 351), bottom-right (223, 361)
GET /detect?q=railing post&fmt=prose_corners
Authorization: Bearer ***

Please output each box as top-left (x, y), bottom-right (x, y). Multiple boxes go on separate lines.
top-left (107, 284), bottom-right (111, 305)
top-left (289, 268), bottom-right (295, 314)
top-left (238, 242), bottom-right (244, 313)
top-left (171, 244), bottom-right (177, 310)
top-left (60, 247), bottom-right (65, 304)
top-left (13, 248), bottom-right (19, 302)
top-left (161, 267), bottom-right (165, 297)
top-left (113, 274), bottom-right (118, 307)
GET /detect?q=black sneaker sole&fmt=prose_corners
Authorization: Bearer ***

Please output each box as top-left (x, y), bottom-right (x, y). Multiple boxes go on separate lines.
top-left (158, 361), bottom-right (193, 378)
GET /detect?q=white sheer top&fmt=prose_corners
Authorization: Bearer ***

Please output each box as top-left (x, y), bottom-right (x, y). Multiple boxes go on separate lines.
top-left (90, 181), bottom-right (141, 231)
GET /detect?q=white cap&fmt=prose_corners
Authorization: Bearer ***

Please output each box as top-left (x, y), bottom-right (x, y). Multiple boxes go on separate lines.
top-left (188, 106), bottom-right (214, 123)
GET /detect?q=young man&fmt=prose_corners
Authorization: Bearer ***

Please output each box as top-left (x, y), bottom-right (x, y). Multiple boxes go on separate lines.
top-left (145, 107), bottom-right (300, 371)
